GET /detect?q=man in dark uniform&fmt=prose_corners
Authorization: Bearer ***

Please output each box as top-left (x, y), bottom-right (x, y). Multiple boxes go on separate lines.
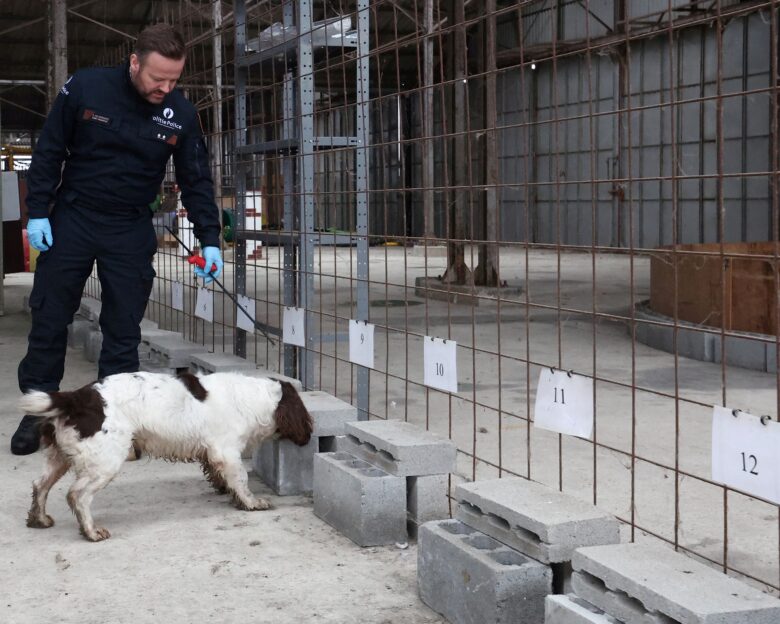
top-left (11, 24), bottom-right (223, 455)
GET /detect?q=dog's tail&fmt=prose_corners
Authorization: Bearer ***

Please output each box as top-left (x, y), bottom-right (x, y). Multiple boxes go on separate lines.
top-left (18, 390), bottom-right (59, 417)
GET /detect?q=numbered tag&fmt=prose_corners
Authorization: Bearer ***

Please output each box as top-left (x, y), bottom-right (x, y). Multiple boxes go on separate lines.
top-left (194, 286), bottom-right (213, 323)
top-left (349, 320), bottom-right (375, 369)
top-left (283, 306), bottom-right (305, 347)
top-left (424, 337), bottom-right (458, 393)
top-left (171, 281), bottom-right (184, 312)
top-left (712, 406), bottom-right (780, 504)
top-left (534, 368), bottom-right (594, 439)
top-left (236, 294), bottom-right (256, 334)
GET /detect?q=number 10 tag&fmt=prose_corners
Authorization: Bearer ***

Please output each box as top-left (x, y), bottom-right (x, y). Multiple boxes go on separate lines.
top-left (534, 368), bottom-right (593, 439)
top-left (424, 337), bottom-right (458, 393)
top-left (712, 406), bottom-right (780, 504)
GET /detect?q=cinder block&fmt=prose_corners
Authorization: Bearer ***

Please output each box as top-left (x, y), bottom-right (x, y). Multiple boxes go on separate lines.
top-left (545, 594), bottom-right (622, 624)
top-left (342, 420), bottom-right (456, 477)
top-left (418, 519), bottom-right (552, 624)
top-left (139, 328), bottom-right (181, 361)
top-left (84, 330), bottom-right (102, 363)
top-left (139, 360), bottom-right (177, 374)
top-left (572, 543), bottom-right (780, 624)
top-left (302, 391), bottom-right (357, 436)
top-left (313, 451), bottom-right (406, 547)
top-left (79, 297), bottom-right (102, 322)
top-left (67, 318), bottom-right (92, 349)
top-left (253, 390), bottom-right (357, 495)
top-left (407, 474), bottom-right (450, 539)
top-left (190, 352), bottom-right (257, 374)
top-left (147, 336), bottom-right (206, 370)
top-left (245, 368), bottom-right (303, 392)
top-left (253, 437), bottom-right (317, 495)
top-left (455, 477), bottom-right (620, 564)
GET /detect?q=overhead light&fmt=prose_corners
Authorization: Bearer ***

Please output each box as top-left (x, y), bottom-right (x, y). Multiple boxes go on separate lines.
top-left (531, 62), bottom-right (537, 70)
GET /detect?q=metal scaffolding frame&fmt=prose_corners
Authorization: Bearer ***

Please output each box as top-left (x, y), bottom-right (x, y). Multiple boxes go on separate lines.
top-left (232, 0), bottom-right (370, 412)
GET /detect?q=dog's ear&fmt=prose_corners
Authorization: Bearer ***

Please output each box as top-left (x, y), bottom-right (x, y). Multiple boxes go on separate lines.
top-left (273, 382), bottom-right (313, 446)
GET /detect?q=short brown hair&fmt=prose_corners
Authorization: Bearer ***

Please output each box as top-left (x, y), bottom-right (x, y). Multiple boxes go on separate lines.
top-left (134, 24), bottom-right (186, 62)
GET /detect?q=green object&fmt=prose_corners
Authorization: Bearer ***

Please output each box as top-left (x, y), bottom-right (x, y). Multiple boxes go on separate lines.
top-left (148, 194), bottom-right (162, 213)
top-left (222, 208), bottom-right (235, 243)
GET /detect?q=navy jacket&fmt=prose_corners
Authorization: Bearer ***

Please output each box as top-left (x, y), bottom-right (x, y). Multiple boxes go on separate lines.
top-left (26, 61), bottom-right (221, 248)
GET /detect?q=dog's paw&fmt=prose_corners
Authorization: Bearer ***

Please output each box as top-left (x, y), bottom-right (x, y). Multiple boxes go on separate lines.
top-left (27, 514), bottom-right (55, 529)
top-left (236, 496), bottom-right (272, 511)
top-left (84, 526), bottom-right (111, 542)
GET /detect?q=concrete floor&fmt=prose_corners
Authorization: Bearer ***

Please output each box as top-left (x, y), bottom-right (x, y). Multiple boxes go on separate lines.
top-left (0, 272), bottom-right (444, 624)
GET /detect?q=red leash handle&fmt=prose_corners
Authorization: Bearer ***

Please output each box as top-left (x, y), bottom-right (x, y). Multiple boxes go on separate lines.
top-left (187, 255), bottom-right (218, 273)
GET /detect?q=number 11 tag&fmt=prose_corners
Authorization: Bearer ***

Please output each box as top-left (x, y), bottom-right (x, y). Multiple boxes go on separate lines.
top-left (534, 368), bottom-right (593, 439)
top-left (712, 406), bottom-right (780, 504)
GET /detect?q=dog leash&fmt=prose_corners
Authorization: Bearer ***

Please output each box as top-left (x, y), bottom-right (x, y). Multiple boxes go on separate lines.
top-left (164, 225), bottom-right (278, 345)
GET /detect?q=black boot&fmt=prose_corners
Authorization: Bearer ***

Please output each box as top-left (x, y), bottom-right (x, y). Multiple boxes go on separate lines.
top-left (10, 415), bottom-right (41, 455)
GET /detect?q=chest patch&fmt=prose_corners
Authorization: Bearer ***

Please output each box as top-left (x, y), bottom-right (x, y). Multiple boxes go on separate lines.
top-left (83, 109), bottom-right (111, 125)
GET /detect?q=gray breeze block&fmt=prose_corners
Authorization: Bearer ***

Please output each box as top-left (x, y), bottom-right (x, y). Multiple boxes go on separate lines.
top-left (301, 391), bottom-right (357, 437)
top-left (572, 543), bottom-right (780, 624)
top-left (313, 451), bottom-right (406, 547)
top-left (545, 594), bottom-right (623, 624)
top-left (252, 391), bottom-right (355, 495)
top-left (253, 437), bottom-right (317, 496)
top-left (67, 317), bottom-right (92, 349)
top-left (189, 352), bottom-right (257, 374)
top-left (407, 474), bottom-right (450, 540)
top-left (342, 419), bottom-right (456, 477)
top-left (455, 477), bottom-right (620, 564)
top-left (79, 297), bottom-right (102, 322)
top-left (418, 519), bottom-right (552, 624)
top-left (244, 368), bottom-right (303, 392)
top-left (147, 336), bottom-right (207, 369)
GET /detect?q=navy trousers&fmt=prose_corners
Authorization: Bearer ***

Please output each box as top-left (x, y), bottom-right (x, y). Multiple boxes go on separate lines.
top-left (18, 197), bottom-right (157, 393)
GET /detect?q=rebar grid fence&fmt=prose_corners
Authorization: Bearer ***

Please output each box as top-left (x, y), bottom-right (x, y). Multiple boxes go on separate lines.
top-left (82, 0), bottom-right (780, 593)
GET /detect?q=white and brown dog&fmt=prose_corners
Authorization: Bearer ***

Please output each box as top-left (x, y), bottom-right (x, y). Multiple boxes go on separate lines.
top-left (19, 371), bottom-right (312, 542)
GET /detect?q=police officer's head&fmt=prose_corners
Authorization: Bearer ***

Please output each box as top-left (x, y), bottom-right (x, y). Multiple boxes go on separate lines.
top-left (129, 24), bottom-right (186, 105)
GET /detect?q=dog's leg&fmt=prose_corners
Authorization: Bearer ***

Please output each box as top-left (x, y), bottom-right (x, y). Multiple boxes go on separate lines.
top-left (209, 449), bottom-right (271, 511)
top-left (200, 458), bottom-right (228, 494)
top-left (27, 445), bottom-right (70, 529)
top-left (66, 470), bottom-right (119, 542)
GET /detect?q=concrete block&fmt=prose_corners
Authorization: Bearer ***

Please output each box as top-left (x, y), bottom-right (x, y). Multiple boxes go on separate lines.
top-left (455, 477), bottom-right (620, 564)
top-left (79, 297), bottom-right (102, 322)
top-left (342, 419), bottom-right (457, 477)
top-left (572, 543), bottom-right (780, 624)
top-left (545, 594), bottom-right (623, 624)
top-left (313, 451), bottom-right (406, 547)
top-left (713, 335), bottom-right (770, 372)
top-left (418, 519), bottom-right (552, 624)
top-left (147, 336), bottom-right (206, 370)
top-left (244, 368), bottom-right (303, 392)
top-left (407, 474), bottom-right (450, 538)
top-left (253, 437), bottom-right (317, 495)
top-left (302, 391), bottom-right (357, 437)
top-left (84, 330), bottom-right (102, 363)
top-left (252, 391), bottom-right (356, 495)
top-left (67, 318), bottom-right (92, 349)
top-left (139, 360), bottom-right (177, 374)
top-left (190, 352), bottom-right (257, 374)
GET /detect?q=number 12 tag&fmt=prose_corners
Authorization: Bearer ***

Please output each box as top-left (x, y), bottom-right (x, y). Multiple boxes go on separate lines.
top-left (712, 406), bottom-right (780, 504)
top-left (534, 368), bottom-right (593, 439)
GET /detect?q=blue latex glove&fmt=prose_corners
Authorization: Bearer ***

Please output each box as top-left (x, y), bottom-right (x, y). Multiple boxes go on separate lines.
top-left (193, 246), bottom-right (223, 284)
top-left (27, 218), bottom-right (53, 252)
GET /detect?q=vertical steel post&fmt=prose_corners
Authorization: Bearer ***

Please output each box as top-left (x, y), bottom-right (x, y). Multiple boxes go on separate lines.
top-left (47, 0), bottom-right (67, 111)
top-left (282, 1), bottom-right (297, 379)
top-left (233, 0), bottom-right (248, 358)
top-left (356, 0), bottom-right (371, 419)
top-left (297, 0), bottom-right (315, 389)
